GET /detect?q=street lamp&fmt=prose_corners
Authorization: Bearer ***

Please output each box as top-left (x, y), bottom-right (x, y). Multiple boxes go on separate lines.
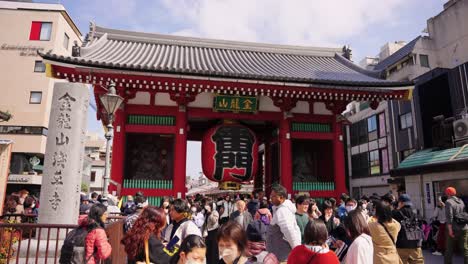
top-left (99, 82), bottom-right (124, 200)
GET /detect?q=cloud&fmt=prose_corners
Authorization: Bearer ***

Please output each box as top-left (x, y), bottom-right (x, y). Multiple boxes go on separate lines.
top-left (160, 0), bottom-right (407, 48)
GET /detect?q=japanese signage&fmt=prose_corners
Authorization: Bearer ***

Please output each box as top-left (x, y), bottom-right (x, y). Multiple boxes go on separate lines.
top-left (1, 44), bottom-right (44, 56)
top-left (39, 83), bottom-right (89, 226)
top-left (213, 95), bottom-right (258, 113)
top-left (202, 124), bottom-right (258, 183)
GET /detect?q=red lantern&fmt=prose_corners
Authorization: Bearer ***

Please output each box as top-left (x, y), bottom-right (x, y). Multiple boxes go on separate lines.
top-left (202, 123), bottom-right (258, 183)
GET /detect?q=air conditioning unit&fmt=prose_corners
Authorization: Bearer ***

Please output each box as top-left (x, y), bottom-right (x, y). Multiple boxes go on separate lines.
top-left (453, 118), bottom-right (468, 140)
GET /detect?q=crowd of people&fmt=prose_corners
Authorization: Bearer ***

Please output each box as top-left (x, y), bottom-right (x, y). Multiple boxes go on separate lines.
top-left (4, 184), bottom-right (466, 264)
top-left (2, 189), bottom-right (39, 223)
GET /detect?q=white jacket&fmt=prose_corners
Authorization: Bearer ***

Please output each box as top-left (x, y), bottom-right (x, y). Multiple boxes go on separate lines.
top-left (163, 220), bottom-right (202, 246)
top-left (344, 233), bottom-right (373, 264)
top-left (271, 199), bottom-right (301, 248)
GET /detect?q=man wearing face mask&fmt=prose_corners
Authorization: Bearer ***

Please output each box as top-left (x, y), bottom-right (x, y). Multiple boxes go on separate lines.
top-left (266, 184), bottom-right (301, 263)
top-left (340, 198), bottom-right (357, 222)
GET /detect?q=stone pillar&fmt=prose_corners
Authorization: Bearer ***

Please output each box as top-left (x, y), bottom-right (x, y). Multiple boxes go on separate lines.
top-left (0, 142), bottom-right (12, 214)
top-left (38, 83), bottom-right (89, 226)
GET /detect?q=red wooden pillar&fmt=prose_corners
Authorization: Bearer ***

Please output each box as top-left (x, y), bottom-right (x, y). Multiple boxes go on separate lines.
top-left (173, 105), bottom-right (188, 198)
top-left (333, 120), bottom-right (347, 197)
top-left (110, 108), bottom-right (126, 195)
top-left (279, 116), bottom-right (293, 195)
top-left (170, 92), bottom-right (196, 199)
top-left (264, 139), bottom-right (272, 196)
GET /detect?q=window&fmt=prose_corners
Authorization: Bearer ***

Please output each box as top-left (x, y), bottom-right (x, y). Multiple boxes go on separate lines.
top-left (63, 33), bottom-right (69, 49)
top-left (34, 61), bottom-right (45, 72)
top-left (359, 101), bottom-right (370, 111)
top-left (29, 91), bottom-right (42, 104)
top-left (381, 148), bottom-right (389, 174)
top-left (90, 171), bottom-right (96, 182)
top-left (399, 112), bottom-right (413, 130)
top-left (29, 22), bottom-right (52, 41)
top-left (0, 126), bottom-right (47, 136)
top-left (367, 115), bottom-right (377, 132)
top-left (419, 54), bottom-right (430, 68)
top-left (379, 113), bottom-right (386, 138)
top-left (369, 150), bottom-right (380, 175)
top-left (351, 152), bottom-right (369, 178)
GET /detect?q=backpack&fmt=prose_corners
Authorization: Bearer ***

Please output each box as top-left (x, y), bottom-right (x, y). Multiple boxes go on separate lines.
top-left (454, 211), bottom-right (468, 225)
top-left (259, 213), bottom-right (270, 225)
top-left (59, 227), bottom-right (97, 264)
top-left (398, 211), bottom-right (423, 241)
top-left (248, 220), bottom-right (269, 242)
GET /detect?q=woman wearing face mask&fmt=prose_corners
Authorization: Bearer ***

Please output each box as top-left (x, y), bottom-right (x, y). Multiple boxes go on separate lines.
top-left (307, 199), bottom-right (322, 220)
top-left (342, 210), bottom-right (373, 264)
top-left (170, 235), bottom-right (207, 264)
top-left (192, 204), bottom-right (205, 230)
top-left (202, 203), bottom-right (219, 264)
top-left (217, 222), bottom-right (248, 264)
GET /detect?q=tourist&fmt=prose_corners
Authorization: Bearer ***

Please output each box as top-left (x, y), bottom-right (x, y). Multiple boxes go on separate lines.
top-left (164, 199), bottom-right (202, 246)
top-left (307, 198), bottom-right (322, 220)
top-left (170, 235), bottom-right (206, 264)
top-left (202, 202), bottom-right (219, 264)
top-left (444, 187), bottom-right (468, 264)
top-left (266, 184), bottom-right (301, 262)
top-left (337, 193), bottom-right (349, 219)
top-left (85, 203), bottom-right (112, 264)
top-left (18, 189), bottom-right (29, 205)
top-left (161, 197), bottom-right (172, 226)
top-left (294, 195), bottom-right (310, 244)
top-left (392, 194), bottom-right (424, 264)
top-left (122, 206), bottom-right (171, 264)
top-left (191, 203), bottom-right (205, 230)
top-left (80, 194), bottom-right (92, 215)
top-left (124, 195), bottom-right (147, 232)
top-left (247, 191), bottom-right (260, 218)
top-left (4, 195), bottom-right (22, 223)
top-left (246, 222), bottom-right (279, 264)
top-left (368, 201), bottom-right (401, 264)
top-left (121, 195), bottom-right (135, 215)
top-left (217, 222), bottom-right (248, 264)
top-left (319, 200), bottom-right (340, 236)
top-left (343, 210), bottom-right (373, 264)
top-left (23, 196), bottom-right (38, 222)
top-left (230, 200), bottom-right (253, 230)
top-left (90, 192), bottom-right (99, 204)
top-left (431, 195), bottom-right (447, 256)
top-left (287, 220), bottom-right (339, 264)
top-left (381, 193), bottom-right (396, 209)
top-left (254, 200), bottom-right (272, 225)
top-left (219, 195), bottom-right (235, 225)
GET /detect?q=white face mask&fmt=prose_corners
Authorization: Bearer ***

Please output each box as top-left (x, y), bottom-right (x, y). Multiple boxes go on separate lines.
top-left (186, 258), bottom-right (206, 264)
top-left (362, 204), bottom-right (367, 210)
top-left (191, 208), bottom-right (197, 213)
top-left (31, 203), bottom-right (36, 208)
top-left (219, 247), bottom-right (238, 264)
top-left (345, 205), bottom-right (356, 212)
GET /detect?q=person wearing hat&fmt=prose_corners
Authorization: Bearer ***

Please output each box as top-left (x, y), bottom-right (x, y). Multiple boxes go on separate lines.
top-left (444, 186), bottom-right (468, 264)
top-left (392, 194), bottom-right (424, 264)
top-left (124, 194), bottom-right (147, 232)
top-left (79, 194), bottom-right (92, 215)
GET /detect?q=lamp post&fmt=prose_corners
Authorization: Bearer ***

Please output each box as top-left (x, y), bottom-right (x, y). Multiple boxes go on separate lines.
top-left (99, 82), bottom-right (124, 200)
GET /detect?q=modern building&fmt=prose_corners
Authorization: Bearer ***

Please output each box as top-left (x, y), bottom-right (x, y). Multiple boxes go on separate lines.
top-left (0, 0), bottom-right (82, 196)
top-left (83, 132), bottom-right (107, 193)
top-left (345, 0), bottom-right (468, 218)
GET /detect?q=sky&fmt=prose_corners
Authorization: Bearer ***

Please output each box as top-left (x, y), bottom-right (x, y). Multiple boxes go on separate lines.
top-left (39, 0), bottom-right (447, 178)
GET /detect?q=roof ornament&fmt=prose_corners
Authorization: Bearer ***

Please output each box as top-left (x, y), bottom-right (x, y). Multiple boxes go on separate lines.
top-left (342, 45), bottom-right (352, 60)
top-left (72, 41), bottom-right (80, 57)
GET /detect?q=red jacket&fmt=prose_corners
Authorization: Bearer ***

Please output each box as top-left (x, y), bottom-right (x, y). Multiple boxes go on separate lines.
top-left (79, 216), bottom-right (112, 264)
top-left (287, 245), bottom-right (339, 264)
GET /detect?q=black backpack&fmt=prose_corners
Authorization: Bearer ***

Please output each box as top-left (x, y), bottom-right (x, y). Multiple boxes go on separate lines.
top-left (398, 211), bottom-right (423, 241)
top-left (454, 211), bottom-right (468, 225)
top-left (59, 226), bottom-right (92, 264)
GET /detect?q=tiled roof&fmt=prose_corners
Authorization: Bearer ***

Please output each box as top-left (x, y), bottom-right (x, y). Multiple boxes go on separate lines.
top-left (40, 25), bottom-right (413, 88)
top-left (374, 37), bottom-right (421, 71)
top-left (392, 146), bottom-right (468, 175)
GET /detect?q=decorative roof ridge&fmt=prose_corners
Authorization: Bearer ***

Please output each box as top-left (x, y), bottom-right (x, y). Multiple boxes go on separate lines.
top-left (91, 24), bottom-right (342, 57)
top-left (334, 53), bottom-right (386, 80)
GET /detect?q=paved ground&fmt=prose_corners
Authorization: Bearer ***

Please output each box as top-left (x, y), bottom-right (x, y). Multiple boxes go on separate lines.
top-left (423, 249), bottom-right (464, 263)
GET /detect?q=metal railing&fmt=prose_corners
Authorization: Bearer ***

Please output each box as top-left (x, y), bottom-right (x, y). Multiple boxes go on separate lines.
top-left (0, 216), bottom-right (127, 264)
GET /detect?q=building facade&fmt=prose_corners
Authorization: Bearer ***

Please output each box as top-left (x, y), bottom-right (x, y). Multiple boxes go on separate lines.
top-left (345, 0), bottom-right (468, 212)
top-left (0, 1), bottom-right (81, 196)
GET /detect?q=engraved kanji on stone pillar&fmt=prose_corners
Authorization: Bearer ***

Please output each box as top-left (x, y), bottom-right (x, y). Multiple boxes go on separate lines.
top-left (38, 83), bottom-right (89, 228)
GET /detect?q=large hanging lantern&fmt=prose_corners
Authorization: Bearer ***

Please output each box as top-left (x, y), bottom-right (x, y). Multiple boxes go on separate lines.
top-left (202, 123), bottom-right (258, 184)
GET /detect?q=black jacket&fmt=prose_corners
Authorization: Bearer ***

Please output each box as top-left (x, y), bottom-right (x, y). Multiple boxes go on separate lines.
top-left (128, 234), bottom-right (171, 264)
top-left (392, 206), bottom-right (421, 249)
